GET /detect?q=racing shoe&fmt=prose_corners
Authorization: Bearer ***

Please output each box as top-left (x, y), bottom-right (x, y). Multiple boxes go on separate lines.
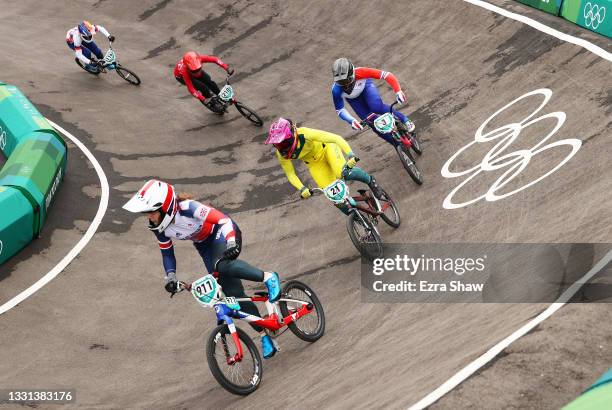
top-left (368, 176), bottom-right (384, 200)
top-left (403, 119), bottom-right (416, 133)
top-left (263, 271), bottom-right (281, 303)
top-left (261, 334), bottom-right (277, 359)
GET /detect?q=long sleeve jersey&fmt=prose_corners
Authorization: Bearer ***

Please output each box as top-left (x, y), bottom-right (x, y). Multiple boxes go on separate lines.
top-left (276, 127), bottom-right (353, 191)
top-left (154, 199), bottom-right (236, 274)
top-left (66, 24), bottom-right (110, 65)
top-left (332, 67), bottom-right (401, 125)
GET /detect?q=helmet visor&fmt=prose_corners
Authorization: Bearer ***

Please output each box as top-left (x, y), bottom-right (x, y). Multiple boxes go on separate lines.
top-left (274, 138), bottom-right (295, 157)
top-left (336, 77), bottom-right (354, 87)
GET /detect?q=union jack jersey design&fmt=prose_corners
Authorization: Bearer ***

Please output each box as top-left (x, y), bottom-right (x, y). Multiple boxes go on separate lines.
top-left (154, 200), bottom-right (236, 273)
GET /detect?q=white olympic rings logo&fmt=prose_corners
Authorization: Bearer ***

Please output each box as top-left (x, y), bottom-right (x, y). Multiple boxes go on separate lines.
top-left (584, 2), bottom-right (606, 29)
top-left (441, 89), bottom-right (582, 210)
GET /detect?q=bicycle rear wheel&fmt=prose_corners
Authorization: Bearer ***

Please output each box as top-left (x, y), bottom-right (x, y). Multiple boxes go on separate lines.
top-left (206, 325), bottom-right (262, 395)
top-left (115, 64), bottom-right (141, 85)
top-left (347, 211), bottom-right (383, 260)
top-left (396, 145), bottom-right (423, 185)
top-left (234, 101), bottom-right (263, 126)
top-left (279, 280), bottom-right (325, 342)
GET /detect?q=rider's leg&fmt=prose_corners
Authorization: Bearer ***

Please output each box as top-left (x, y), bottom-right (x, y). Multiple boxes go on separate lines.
top-left (362, 81), bottom-right (415, 132)
top-left (82, 41), bottom-right (103, 60)
top-left (190, 77), bottom-right (214, 99)
top-left (199, 71), bottom-right (221, 95)
top-left (347, 95), bottom-right (397, 145)
top-left (194, 239), bottom-right (264, 330)
top-left (326, 143), bottom-right (384, 199)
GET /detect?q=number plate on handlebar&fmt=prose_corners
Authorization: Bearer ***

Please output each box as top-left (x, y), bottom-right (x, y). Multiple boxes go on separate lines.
top-left (372, 113), bottom-right (395, 134)
top-left (190, 274), bottom-right (221, 307)
top-left (218, 85), bottom-right (234, 102)
top-left (103, 49), bottom-right (116, 65)
top-left (324, 180), bottom-right (350, 204)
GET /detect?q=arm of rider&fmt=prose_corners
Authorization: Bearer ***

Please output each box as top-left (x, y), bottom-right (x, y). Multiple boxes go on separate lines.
top-left (75, 48), bottom-right (92, 65)
top-left (301, 127), bottom-right (353, 156)
top-left (277, 152), bottom-right (306, 191)
top-left (299, 186), bottom-right (311, 199)
top-left (199, 55), bottom-right (228, 71)
top-left (346, 151), bottom-right (360, 168)
top-left (351, 119), bottom-right (364, 131)
top-left (95, 25), bottom-right (111, 38)
top-left (223, 238), bottom-right (241, 260)
top-left (164, 271), bottom-right (178, 293)
top-left (396, 90), bottom-right (407, 105)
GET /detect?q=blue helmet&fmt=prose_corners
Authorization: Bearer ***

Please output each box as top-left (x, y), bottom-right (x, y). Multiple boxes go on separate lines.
top-left (78, 21), bottom-right (94, 43)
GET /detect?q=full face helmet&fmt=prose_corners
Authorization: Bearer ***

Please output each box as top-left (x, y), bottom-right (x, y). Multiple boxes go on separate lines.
top-left (123, 179), bottom-right (178, 233)
top-left (265, 117), bottom-right (297, 159)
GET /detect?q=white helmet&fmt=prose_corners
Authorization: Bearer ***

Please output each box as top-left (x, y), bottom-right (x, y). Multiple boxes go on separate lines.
top-left (123, 179), bottom-right (178, 233)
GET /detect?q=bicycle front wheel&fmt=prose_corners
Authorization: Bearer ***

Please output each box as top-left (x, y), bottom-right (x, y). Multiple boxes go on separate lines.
top-left (206, 324), bottom-right (262, 395)
top-left (234, 101), bottom-right (263, 126)
top-left (396, 145), bottom-right (423, 185)
top-left (115, 64), bottom-right (141, 85)
top-left (378, 189), bottom-right (401, 228)
top-left (279, 280), bottom-right (325, 342)
top-left (347, 211), bottom-right (383, 260)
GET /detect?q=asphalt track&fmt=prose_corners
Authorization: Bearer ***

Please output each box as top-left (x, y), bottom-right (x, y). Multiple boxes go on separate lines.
top-left (0, 0), bottom-right (610, 408)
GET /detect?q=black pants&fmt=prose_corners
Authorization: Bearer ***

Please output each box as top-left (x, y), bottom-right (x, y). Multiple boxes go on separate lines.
top-left (176, 71), bottom-right (220, 98)
top-left (194, 228), bottom-right (265, 332)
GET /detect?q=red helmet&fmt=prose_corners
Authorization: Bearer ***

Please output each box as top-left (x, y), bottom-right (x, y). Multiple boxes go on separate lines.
top-left (183, 51), bottom-right (201, 71)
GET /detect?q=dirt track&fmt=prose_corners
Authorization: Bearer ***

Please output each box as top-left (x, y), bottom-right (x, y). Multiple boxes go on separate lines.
top-left (0, 0), bottom-right (610, 408)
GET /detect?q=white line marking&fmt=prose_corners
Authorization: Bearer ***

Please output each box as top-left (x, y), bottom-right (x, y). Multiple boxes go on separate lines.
top-left (409, 250), bottom-right (612, 410)
top-left (406, 4), bottom-right (612, 406)
top-left (0, 119), bottom-right (109, 315)
top-left (462, 0), bottom-right (612, 62)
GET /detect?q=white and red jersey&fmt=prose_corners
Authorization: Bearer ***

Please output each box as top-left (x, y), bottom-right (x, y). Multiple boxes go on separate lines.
top-left (66, 24), bottom-right (110, 64)
top-left (155, 200), bottom-right (236, 273)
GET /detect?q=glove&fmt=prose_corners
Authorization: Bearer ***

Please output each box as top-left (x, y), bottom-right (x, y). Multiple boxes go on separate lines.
top-left (351, 120), bottom-right (364, 131)
top-left (226, 64), bottom-right (234, 76)
top-left (165, 271), bottom-right (178, 294)
top-left (223, 239), bottom-right (241, 260)
top-left (108, 35), bottom-right (115, 42)
top-left (396, 90), bottom-right (407, 105)
top-left (194, 91), bottom-right (205, 102)
top-left (346, 152), bottom-right (359, 168)
top-left (96, 59), bottom-right (106, 68)
top-left (300, 186), bottom-right (311, 199)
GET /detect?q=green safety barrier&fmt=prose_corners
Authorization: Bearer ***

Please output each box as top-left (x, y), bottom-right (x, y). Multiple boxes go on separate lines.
top-left (0, 83), bottom-right (55, 157)
top-left (561, 0), bottom-right (612, 37)
top-left (0, 82), bottom-right (67, 265)
top-left (515, 0), bottom-right (564, 15)
top-left (564, 369), bottom-right (612, 409)
top-left (0, 187), bottom-right (34, 265)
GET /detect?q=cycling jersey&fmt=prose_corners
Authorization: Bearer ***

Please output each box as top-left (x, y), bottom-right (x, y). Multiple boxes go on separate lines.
top-left (332, 67), bottom-right (401, 125)
top-left (66, 24), bottom-right (110, 65)
top-left (154, 199), bottom-right (236, 274)
top-left (173, 55), bottom-right (228, 101)
top-left (276, 127), bottom-right (353, 190)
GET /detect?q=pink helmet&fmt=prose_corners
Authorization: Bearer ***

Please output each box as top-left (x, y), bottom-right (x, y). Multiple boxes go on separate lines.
top-left (265, 118), bottom-right (297, 159)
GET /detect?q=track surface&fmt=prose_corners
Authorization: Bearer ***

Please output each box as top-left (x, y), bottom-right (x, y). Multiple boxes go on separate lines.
top-left (0, 0), bottom-right (610, 408)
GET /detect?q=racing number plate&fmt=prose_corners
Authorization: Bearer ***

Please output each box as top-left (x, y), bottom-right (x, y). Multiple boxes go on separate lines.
top-left (191, 274), bottom-right (220, 306)
top-left (218, 85), bottom-right (234, 102)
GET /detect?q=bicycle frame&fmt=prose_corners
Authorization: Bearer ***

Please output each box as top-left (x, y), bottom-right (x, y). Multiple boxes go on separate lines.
top-left (362, 102), bottom-right (412, 147)
top-left (181, 277), bottom-right (314, 363)
top-left (312, 178), bottom-right (386, 218)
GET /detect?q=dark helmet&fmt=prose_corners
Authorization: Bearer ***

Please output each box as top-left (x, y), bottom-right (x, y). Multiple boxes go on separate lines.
top-left (332, 58), bottom-right (355, 90)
